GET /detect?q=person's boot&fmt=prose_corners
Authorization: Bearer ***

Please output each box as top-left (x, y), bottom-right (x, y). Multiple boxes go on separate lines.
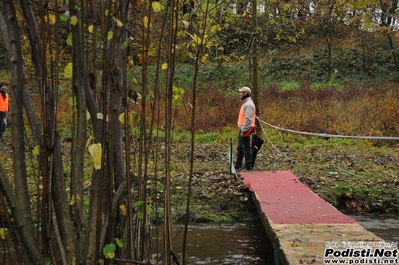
top-left (234, 162), bottom-right (243, 170)
top-left (245, 163), bottom-right (253, 170)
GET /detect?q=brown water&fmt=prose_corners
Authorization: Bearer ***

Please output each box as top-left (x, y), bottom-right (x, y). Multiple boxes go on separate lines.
top-left (0, 214), bottom-right (396, 264)
top-left (157, 214), bottom-right (399, 265)
top-left (152, 218), bottom-right (275, 265)
top-left (350, 214), bottom-right (399, 242)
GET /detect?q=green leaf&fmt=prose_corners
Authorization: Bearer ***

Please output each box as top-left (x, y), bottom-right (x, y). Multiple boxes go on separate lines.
top-left (115, 238), bottom-right (123, 248)
top-left (134, 200), bottom-right (144, 207)
top-left (60, 13), bottom-right (69, 22)
top-left (103, 243), bottom-right (116, 259)
top-left (33, 145), bottom-right (40, 156)
top-left (137, 212), bottom-right (144, 219)
top-left (145, 94), bottom-right (151, 103)
top-left (121, 40), bottom-right (128, 49)
top-left (68, 96), bottom-right (76, 107)
top-left (107, 31), bottom-right (114, 40)
top-left (44, 257), bottom-right (52, 265)
top-left (64, 62), bottom-right (73, 78)
top-left (66, 33), bottom-right (72, 46)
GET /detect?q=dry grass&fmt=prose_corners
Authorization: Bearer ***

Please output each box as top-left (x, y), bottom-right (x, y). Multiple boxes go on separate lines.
top-left (169, 82), bottom-right (399, 144)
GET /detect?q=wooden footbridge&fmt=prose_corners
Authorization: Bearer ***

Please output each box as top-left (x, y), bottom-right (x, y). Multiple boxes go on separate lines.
top-left (240, 170), bottom-right (398, 265)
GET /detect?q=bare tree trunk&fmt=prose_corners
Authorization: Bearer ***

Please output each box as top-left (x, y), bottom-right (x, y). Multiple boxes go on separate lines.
top-left (182, 1), bottom-right (210, 264)
top-left (19, 0), bottom-right (44, 145)
top-left (378, 0), bottom-right (399, 73)
top-left (1, 0), bottom-right (41, 263)
top-left (324, 1), bottom-right (334, 81)
top-left (0, 164), bottom-right (42, 264)
top-left (52, 131), bottom-right (76, 263)
top-left (68, 0), bottom-right (91, 263)
top-left (0, 11), bottom-right (41, 146)
top-left (386, 33), bottom-right (399, 72)
top-left (250, 0), bottom-right (260, 136)
top-left (0, 13), bottom-right (10, 54)
top-left (164, 0), bottom-right (178, 263)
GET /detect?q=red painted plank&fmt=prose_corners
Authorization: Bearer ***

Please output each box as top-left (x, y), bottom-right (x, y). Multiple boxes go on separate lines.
top-left (240, 170), bottom-right (357, 224)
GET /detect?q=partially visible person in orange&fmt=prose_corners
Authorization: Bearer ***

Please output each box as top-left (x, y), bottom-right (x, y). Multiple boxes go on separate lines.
top-left (0, 82), bottom-right (9, 140)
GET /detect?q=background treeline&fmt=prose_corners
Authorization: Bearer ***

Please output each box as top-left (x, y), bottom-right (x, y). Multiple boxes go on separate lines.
top-left (2, 0), bottom-right (399, 86)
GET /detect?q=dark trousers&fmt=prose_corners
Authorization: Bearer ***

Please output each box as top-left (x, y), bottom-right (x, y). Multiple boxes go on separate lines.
top-left (236, 131), bottom-right (252, 169)
top-left (0, 111), bottom-right (7, 137)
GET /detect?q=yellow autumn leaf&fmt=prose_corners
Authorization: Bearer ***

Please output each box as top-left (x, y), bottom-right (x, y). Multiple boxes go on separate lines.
top-left (70, 15), bottom-right (78, 26)
top-left (143, 16), bottom-right (149, 28)
top-left (69, 195), bottom-right (76, 206)
top-left (45, 14), bottom-right (57, 25)
top-left (85, 135), bottom-right (94, 149)
top-left (0, 228), bottom-right (8, 240)
top-left (33, 145), bottom-right (40, 156)
top-left (182, 20), bottom-right (189, 29)
top-left (193, 33), bottom-right (201, 44)
top-left (212, 24), bottom-right (222, 31)
top-left (162, 63), bottom-right (168, 70)
top-left (152, 1), bottom-right (162, 12)
top-left (88, 143), bottom-right (102, 170)
top-left (119, 113), bottom-right (125, 124)
top-left (88, 25), bottom-right (94, 33)
top-left (114, 18), bottom-right (123, 27)
top-left (119, 204), bottom-right (127, 216)
top-left (201, 54), bottom-right (209, 63)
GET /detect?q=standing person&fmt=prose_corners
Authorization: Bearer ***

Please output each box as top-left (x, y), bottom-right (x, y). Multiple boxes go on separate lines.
top-left (0, 82), bottom-right (9, 140)
top-left (235, 86), bottom-right (256, 170)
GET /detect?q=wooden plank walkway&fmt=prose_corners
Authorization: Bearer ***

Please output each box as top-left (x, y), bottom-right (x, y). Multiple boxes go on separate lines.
top-left (240, 170), bottom-right (397, 265)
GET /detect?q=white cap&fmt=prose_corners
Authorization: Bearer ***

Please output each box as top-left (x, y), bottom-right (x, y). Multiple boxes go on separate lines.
top-left (239, 86), bottom-right (251, 94)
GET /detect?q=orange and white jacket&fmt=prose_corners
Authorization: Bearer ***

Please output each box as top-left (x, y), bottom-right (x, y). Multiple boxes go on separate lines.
top-left (0, 92), bottom-right (9, 112)
top-left (237, 97), bottom-right (256, 134)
